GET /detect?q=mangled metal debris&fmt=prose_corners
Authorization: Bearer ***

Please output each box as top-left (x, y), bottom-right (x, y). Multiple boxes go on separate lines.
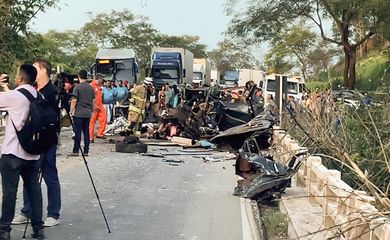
top-left (212, 111), bottom-right (275, 151)
top-left (232, 125), bottom-right (308, 202)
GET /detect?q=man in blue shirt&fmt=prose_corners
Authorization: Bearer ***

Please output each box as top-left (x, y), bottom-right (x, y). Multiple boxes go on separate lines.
top-left (102, 81), bottom-right (116, 124)
top-left (115, 80), bottom-right (128, 103)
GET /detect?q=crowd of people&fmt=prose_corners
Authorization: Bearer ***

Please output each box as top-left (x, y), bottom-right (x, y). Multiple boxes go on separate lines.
top-left (0, 59), bottom-right (179, 239)
top-left (0, 58), bottom-right (371, 240)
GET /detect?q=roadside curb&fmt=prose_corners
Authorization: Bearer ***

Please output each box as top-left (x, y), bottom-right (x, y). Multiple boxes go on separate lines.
top-left (240, 198), bottom-right (264, 240)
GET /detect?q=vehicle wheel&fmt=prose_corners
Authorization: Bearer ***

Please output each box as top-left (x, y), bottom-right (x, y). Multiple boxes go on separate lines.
top-left (115, 142), bottom-right (148, 153)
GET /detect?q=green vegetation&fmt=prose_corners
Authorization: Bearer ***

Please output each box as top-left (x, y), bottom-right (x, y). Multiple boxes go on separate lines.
top-left (226, 0), bottom-right (390, 89)
top-left (356, 50), bottom-right (390, 91)
top-left (208, 39), bottom-right (259, 74)
top-left (0, 8), bottom-right (209, 76)
top-left (263, 210), bottom-right (288, 239)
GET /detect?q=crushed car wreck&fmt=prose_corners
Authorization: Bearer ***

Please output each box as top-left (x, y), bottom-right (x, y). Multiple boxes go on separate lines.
top-left (212, 110), bottom-right (307, 203)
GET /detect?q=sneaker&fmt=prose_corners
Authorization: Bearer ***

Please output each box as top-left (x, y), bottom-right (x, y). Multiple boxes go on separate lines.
top-left (31, 228), bottom-right (44, 239)
top-left (43, 217), bottom-right (60, 227)
top-left (11, 213), bottom-right (28, 225)
top-left (67, 152), bottom-right (79, 157)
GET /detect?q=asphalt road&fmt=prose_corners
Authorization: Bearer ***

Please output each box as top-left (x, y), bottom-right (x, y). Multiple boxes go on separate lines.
top-left (4, 133), bottom-right (244, 240)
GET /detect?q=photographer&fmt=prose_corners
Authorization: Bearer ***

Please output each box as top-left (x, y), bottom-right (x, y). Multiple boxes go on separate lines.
top-left (0, 65), bottom-right (44, 240)
top-left (12, 59), bottom-right (62, 228)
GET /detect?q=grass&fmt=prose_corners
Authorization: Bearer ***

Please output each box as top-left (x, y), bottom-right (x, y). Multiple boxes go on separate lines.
top-left (261, 206), bottom-right (288, 239)
top-left (356, 50), bottom-right (390, 91)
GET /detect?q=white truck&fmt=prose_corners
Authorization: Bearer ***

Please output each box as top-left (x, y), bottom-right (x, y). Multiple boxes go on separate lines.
top-left (150, 47), bottom-right (194, 87)
top-left (193, 58), bottom-right (212, 86)
top-left (210, 70), bottom-right (221, 86)
top-left (238, 69), bottom-right (265, 87)
top-left (261, 74), bottom-right (307, 101)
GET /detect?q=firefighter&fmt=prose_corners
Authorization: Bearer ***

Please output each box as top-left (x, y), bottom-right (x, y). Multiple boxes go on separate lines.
top-left (89, 74), bottom-right (107, 142)
top-left (126, 77), bottom-right (152, 134)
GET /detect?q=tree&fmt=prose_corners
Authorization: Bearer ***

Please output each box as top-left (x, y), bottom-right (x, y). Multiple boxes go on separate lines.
top-left (0, 0), bottom-right (57, 73)
top-left (80, 10), bottom-right (160, 69)
top-left (307, 41), bottom-right (339, 81)
top-left (265, 25), bottom-right (317, 80)
top-left (34, 10), bottom-right (209, 73)
top-left (227, 0), bottom-right (390, 89)
top-left (264, 52), bottom-right (294, 75)
top-left (209, 39), bottom-right (259, 74)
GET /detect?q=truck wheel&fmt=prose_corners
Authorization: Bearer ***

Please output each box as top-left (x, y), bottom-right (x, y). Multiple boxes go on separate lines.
top-left (115, 143), bottom-right (148, 153)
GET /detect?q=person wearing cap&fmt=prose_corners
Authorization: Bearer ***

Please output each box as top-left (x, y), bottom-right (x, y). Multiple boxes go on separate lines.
top-left (126, 77), bottom-right (151, 134)
top-left (89, 75), bottom-right (106, 142)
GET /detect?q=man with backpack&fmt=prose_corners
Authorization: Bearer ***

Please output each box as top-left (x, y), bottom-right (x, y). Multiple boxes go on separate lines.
top-left (0, 65), bottom-right (45, 240)
top-left (12, 59), bottom-right (62, 228)
top-left (68, 70), bottom-right (95, 157)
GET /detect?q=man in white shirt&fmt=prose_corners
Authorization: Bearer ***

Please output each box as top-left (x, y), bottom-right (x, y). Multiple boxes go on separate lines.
top-left (0, 64), bottom-right (44, 240)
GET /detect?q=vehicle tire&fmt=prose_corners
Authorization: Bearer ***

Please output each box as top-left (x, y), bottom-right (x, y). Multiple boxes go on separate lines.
top-left (115, 142), bottom-right (148, 153)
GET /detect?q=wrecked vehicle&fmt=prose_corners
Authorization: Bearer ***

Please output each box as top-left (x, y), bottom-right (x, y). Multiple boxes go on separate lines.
top-left (234, 130), bottom-right (307, 202)
top-left (148, 83), bottom-right (264, 140)
top-left (212, 110), bottom-right (307, 202)
top-left (211, 111), bottom-right (275, 150)
top-left (209, 84), bottom-right (264, 131)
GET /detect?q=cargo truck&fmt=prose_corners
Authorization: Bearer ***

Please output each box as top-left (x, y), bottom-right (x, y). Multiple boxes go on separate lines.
top-left (238, 69), bottom-right (265, 87)
top-left (221, 70), bottom-right (239, 87)
top-left (150, 47), bottom-right (194, 87)
top-left (193, 58), bottom-right (211, 86)
top-left (91, 49), bottom-right (139, 83)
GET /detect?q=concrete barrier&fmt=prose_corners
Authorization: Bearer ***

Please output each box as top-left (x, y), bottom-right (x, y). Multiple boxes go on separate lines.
top-left (273, 126), bottom-right (390, 240)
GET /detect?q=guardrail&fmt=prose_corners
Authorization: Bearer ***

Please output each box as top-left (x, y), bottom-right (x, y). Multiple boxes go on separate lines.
top-left (273, 126), bottom-right (390, 240)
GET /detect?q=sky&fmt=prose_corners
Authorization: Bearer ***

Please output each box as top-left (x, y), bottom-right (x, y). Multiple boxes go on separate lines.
top-left (31, 0), bottom-right (230, 50)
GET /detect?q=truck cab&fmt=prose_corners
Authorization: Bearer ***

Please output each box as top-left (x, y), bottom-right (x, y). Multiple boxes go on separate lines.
top-left (261, 74), bottom-right (307, 102)
top-left (193, 58), bottom-right (211, 87)
top-left (221, 70), bottom-right (239, 87)
top-left (150, 47), bottom-right (193, 88)
top-left (92, 49), bottom-right (139, 83)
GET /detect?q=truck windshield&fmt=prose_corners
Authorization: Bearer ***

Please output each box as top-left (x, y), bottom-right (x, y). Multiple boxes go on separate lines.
top-left (152, 68), bottom-right (179, 79)
top-left (287, 82), bottom-right (298, 94)
top-left (96, 61), bottom-right (114, 79)
top-left (193, 72), bottom-right (203, 80)
top-left (224, 71), bottom-right (239, 81)
top-left (97, 59), bottom-right (134, 81)
top-left (266, 80), bottom-right (276, 92)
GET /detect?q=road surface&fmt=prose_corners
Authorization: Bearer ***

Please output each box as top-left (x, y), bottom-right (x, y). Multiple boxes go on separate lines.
top-left (2, 131), bottom-right (245, 240)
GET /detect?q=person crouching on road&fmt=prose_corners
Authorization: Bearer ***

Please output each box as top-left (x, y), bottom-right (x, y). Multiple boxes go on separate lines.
top-left (0, 65), bottom-right (44, 240)
top-left (12, 59), bottom-right (62, 228)
top-left (68, 70), bottom-right (95, 157)
top-left (126, 77), bottom-right (151, 134)
top-left (89, 74), bottom-right (107, 142)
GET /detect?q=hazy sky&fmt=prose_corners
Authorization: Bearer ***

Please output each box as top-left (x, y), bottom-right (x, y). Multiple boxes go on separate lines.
top-left (32, 0), bottom-right (230, 50)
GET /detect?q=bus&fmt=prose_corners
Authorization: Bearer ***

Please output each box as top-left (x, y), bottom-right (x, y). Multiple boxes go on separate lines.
top-left (91, 49), bottom-right (139, 83)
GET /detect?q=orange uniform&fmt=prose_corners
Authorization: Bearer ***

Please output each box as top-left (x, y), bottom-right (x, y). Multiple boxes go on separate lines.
top-left (89, 81), bottom-right (107, 139)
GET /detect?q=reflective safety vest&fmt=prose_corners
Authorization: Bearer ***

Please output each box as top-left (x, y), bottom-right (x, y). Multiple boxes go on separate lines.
top-left (129, 85), bottom-right (147, 115)
top-left (129, 105), bottom-right (143, 114)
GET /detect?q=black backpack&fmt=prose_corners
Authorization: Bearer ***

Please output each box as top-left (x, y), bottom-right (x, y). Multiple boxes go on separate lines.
top-left (12, 88), bottom-right (58, 155)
